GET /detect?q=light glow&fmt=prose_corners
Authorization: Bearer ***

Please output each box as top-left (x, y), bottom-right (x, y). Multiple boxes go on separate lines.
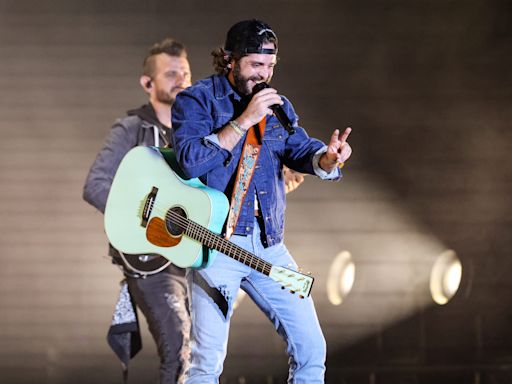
top-left (327, 251), bottom-right (355, 305)
top-left (430, 249), bottom-right (462, 305)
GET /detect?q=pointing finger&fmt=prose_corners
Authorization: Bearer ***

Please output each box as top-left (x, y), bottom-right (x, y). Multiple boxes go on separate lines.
top-left (339, 127), bottom-right (352, 143)
top-left (330, 129), bottom-right (340, 144)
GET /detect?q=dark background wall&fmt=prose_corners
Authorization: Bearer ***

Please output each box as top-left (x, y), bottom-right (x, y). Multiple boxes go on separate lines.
top-left (0, 0), bottom-right (511, 383)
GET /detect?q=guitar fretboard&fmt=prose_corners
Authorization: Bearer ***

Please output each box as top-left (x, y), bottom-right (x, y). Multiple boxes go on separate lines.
top-left (168, 211), bottom-right (272, 275)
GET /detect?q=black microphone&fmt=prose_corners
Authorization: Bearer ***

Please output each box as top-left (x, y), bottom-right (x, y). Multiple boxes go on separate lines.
top-left (252, 82), bottom-right (295, 135)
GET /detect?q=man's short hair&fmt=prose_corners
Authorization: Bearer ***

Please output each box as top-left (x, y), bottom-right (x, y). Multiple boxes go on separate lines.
top-left (143, 38), bottom-right (187, 77)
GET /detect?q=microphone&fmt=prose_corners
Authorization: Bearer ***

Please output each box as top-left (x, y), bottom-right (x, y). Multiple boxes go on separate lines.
top-left (252, 82), bottom-right (295, 135)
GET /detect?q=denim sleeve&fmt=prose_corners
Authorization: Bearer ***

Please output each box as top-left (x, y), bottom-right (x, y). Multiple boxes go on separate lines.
top-left (171, 90), bottom-right (231, 179)
top-left (83, 120), bottom-right (139, 213)
top-left (279, 97), bottom-right (337, 177)
top-left (312, 146), bottom-right (342, 180)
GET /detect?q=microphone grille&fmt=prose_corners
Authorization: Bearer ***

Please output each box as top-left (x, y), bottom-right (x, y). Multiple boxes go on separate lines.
top-left (252, 82), bottom-right (270, 95)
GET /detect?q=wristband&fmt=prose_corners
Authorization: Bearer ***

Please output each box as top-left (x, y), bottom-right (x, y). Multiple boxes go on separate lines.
top-left (229, 120), bottom-right (245, 136)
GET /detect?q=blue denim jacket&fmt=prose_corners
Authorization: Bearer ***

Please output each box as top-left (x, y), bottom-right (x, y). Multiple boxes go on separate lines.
top-left (171, 74), bottom-right (339, 247)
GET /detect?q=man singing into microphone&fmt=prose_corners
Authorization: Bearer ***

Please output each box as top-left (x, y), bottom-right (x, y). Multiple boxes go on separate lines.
top-left (171, 19), bottom-right (352, 383)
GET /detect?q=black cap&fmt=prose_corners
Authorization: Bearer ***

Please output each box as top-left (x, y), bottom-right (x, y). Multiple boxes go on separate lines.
top-left (224, 19), bottom-right (278, 55)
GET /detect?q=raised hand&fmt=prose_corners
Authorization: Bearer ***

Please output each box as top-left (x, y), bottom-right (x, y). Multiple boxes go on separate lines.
top-left (319, 127), bottom-right (353, 173)
top-left (219, 87), bottom-right (284, 151)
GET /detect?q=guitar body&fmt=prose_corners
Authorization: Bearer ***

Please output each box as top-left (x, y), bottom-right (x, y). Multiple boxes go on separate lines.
top-left (104, 146), bottom-right (229, 269)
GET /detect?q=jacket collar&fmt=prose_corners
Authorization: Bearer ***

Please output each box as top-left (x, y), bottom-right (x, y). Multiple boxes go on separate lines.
top-left (213, 74), bottom-right (243, 102)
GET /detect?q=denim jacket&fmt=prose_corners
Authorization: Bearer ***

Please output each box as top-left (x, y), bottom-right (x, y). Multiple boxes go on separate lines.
top-left (171, 74), bottom-right (339, 247)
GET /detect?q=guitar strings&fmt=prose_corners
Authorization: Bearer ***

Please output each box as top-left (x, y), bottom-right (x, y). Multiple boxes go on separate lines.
top-left (142, 201), bottom-right (309, 293)
top-left (145, 200), bottom-right (272, 275)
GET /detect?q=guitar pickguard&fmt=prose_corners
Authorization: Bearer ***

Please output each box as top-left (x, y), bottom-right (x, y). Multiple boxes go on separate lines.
top-left (146, 217), bottom-right (182, 247)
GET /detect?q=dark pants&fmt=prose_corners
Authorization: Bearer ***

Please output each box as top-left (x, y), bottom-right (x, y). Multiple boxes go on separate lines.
top-left (127, 264), bottom-right (190, 384)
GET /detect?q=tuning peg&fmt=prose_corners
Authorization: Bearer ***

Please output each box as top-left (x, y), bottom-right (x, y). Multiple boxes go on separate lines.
top-left (281, 286), bottom-right (285, 290)
top-left (290, 290), bottom-right (295, 294)
top-left (299, 295), bottom-right (305, 299)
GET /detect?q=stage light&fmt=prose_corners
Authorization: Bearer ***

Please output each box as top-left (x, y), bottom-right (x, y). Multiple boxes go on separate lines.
top-left (327, 251), bottom-right (355, 305)
top-left (430, 249), bottom-right (462, 305)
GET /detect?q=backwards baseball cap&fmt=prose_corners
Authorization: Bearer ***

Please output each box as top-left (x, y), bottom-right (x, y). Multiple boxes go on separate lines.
top-left (224, 19), bottom-right (278, 55)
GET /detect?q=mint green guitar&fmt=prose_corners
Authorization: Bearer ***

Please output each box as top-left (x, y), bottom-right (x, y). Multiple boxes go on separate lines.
top-left (104, 146), bottom-right (314, 298)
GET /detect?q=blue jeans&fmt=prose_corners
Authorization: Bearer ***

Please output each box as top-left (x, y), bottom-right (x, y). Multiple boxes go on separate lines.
top-left (185, 220), bottom-right (326, 383)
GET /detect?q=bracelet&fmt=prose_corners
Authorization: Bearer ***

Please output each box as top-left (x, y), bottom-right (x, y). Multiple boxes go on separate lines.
top-left (229, 120), bottom-right (245, 136)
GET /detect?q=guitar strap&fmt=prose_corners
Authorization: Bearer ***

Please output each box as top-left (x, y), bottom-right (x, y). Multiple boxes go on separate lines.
top-left (225, 117), bottom-right (266, 239)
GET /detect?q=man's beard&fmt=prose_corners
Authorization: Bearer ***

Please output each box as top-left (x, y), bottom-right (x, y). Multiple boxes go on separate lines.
top-left (156, 91), bottom-right (174, 105)
top-left (156, 88), bottom-right (179, 105)
top-left (232, 61), bottom-right (268, 96)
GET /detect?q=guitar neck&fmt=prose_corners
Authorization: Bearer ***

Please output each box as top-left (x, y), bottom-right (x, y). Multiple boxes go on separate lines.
top-left (182, 216), bottom-right (272, 275)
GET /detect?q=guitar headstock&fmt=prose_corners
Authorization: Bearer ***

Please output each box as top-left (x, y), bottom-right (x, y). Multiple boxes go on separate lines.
top-left (269, 265), bottom-right (314, 298)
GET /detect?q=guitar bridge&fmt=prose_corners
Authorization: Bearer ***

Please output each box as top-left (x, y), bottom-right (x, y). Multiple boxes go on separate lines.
top-left (141, 186), bottom-right (158, 228)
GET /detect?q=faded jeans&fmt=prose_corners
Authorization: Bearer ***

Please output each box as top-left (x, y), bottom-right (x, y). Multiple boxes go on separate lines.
top-left (185, 219), bottom-right (326, 384)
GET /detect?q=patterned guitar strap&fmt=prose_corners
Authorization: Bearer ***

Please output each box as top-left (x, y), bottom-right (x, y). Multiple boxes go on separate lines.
top-left (225, 117), bottom-right (266, 239)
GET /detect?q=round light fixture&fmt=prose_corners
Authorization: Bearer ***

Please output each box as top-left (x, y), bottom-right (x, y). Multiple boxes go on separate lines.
top-left (327, 251), bottom-right (355, 305)
top-left (430, 249), bottom-right (462, 305)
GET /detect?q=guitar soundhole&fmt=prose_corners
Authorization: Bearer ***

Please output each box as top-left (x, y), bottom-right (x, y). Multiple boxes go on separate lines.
top-left (166, 206), bottom-right (187, 236)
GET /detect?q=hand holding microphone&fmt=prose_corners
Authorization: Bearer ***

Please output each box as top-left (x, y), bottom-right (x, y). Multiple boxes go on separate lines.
top-left (251, 82), bottom-right (295, 135)
top-left (237, 82), bottom-right (294, 134)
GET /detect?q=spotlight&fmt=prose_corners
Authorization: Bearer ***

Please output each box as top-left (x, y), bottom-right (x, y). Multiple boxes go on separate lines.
top-left (327, 251), bottom-right (355, 305)
top-left (430, 249), bottom-right (462, 305)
